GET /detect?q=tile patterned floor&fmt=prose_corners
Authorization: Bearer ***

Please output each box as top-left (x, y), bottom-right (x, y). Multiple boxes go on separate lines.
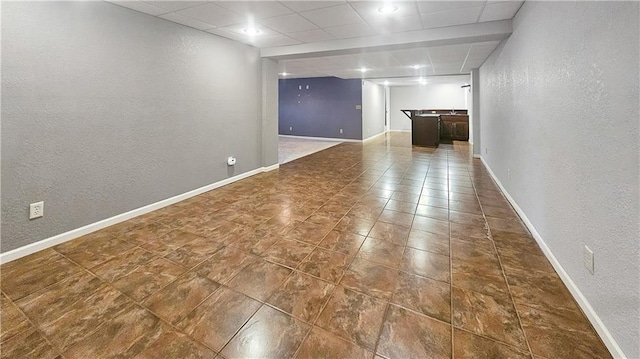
top-left (0, 132), bottom-right (611, 359)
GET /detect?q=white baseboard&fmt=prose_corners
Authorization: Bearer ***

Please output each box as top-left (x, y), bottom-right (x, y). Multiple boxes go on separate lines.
top-left (479, 157), bottom-right (626, 359)
top-left (389, 129), bottom-right (412, 133)
top-left (363, 131), bottom-right (387, 143)
top-left (0, 164), bottom-right (279, 265)
top-left (473, 154), bottom-right (482, 158)
top-left (278, 134), bottom-right (360, 143)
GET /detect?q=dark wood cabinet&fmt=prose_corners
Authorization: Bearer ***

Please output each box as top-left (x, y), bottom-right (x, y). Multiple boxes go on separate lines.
top-left (411, 114), bottom-right (440, 147)
top-left (439, 114), bottom-right (469, 141)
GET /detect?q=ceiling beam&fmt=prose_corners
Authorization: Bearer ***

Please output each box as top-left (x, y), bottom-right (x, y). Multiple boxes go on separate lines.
top-left (261, 20), bottom-right (512, 60)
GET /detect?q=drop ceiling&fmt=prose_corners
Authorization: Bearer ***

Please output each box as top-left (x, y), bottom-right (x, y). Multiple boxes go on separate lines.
top-left (106, 1), bottom-right (524, 80)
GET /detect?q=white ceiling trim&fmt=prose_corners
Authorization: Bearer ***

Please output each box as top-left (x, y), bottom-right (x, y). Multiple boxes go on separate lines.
top-left (261, 19), bottom-right (512, 60)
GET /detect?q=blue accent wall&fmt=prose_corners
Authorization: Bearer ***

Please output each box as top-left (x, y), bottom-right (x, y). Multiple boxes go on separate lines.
top-left (279, 77), bottom-right (362, 140)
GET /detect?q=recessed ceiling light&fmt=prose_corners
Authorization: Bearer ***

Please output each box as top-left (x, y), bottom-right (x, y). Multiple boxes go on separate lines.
top-left (359, 68), bottom-right (368, 73)
top-left (418, 77), bottom-right (427, 85)
top-left (384, 81), bottom-right (389, 86)
top-left (377, 4), bottom-right (398, 14)
top-left (411, 64), bottom-right (424, 69)
top-left (242, 28), bottom-right (260, 35)
top-left (280, 72), bottom-right (289, 76)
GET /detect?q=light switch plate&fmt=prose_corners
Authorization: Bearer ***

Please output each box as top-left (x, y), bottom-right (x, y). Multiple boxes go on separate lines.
top-left (583, 245), bottom-right (594, 274)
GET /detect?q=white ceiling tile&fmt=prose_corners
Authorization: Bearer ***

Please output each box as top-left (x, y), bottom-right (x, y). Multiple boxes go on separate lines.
top-left (287, 28), bottom-right (336, 43)
top-left (176, 3), bottom-right (244, 27)
top-left (158, 12), bottom-right (216, 30)
top-left (418, 1), bottom-right (485, 14)
top-left (108, 1), bottom-right (168, 16)
top-left (367, 15), bottom-right (423, 34)
top-left (259, 13), bottom-right (318, 33)
top-left (479, 1), bottom-right (523, 22)
top-left (143, 1), bottom-right (207, 13)
top-left (215, 1), bottom-right (293, 19)
top-left (324, 22), bottom-right (376, 39)
top-left (421, 7), bottom-right (483, 29)
top-left (428, 44), bottom-right (472, 57)
top-left (300, 4), bottom-right (364, 28)
top-left (253, 34), bottom-right (302, 47)
top-left (282, 1), bottom-right (345, 12)
top-left (218, 22), bottom-right (279, 37)
top-left (206, 28), bottom-right (253, 44)
top-left (349, 1), bottom-right (419, 22)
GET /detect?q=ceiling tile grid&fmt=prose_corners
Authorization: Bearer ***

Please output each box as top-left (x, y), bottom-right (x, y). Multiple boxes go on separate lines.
top-left (104, 0), bottom-right (522, 78)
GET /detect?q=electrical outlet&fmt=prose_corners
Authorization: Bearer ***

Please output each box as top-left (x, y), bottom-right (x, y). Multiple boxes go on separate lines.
top-left (289, 126), bottom-right (292, 131)
top-left (340, 129), bottom-right (343, 134)
top-left (583, 245), bottom-right (594, 274)
top-left (29, 201), bottom-right (44, 220)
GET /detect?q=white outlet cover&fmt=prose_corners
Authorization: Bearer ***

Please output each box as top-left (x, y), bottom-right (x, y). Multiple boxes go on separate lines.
top-left (583, 245), bottom-right (594, 274)
top-left (29, 201), bottom-right (44, 219)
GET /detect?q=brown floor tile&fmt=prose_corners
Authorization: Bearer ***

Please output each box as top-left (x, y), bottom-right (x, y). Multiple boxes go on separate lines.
top-left (194, 246), bottom-right (258, 284)
top-left (1, 249), bottom-right (83, 301)
top-left (54, 231), bottom-right (136, 269)
top-left (406, 229), bottom-right (450, 256)
top-left (368, 221), bottom-right (410, 245)
top-left (497, 247), bottom-right (555, 273)
top-left (111, 258), bottom-right (185, 301)
top-left (357, 237), bottom-right (404, 268)
top-left (390, 191), bottom-right (420, 203)
top-left (449, 199), bottom-right (483, 214)
top-left (491, 230), bottom-right (544, 255)
top-left (411, 216), bottom-right (450, 237)
top-left (287, 221), bottom-right (334, 245)
top-left (295, 327), bottom-right (373, 359)
top-left (268, 271), bottom-right (334, 323)
top-left (482, 204), bottom-right (519, 220)
top-left (298, 248), bottom-right (351, 283)
top-left (415, 204), bottom-right (449, 221)
top-left (143, 271), bottom-right (220, 325)
top-left (316, 286), bottom-right (387, 351)
top-left (487, 217), bottom-right (529, 235)
top-left (163, 236), bottom-right (226, 268)
top-left (263, 239), bottom-right (315, 268)
top-left (453, 328), bottom-right (531, 359)
top-left (334, 215), bottom-right (376, 236)
top-left (341, 258), bottom-right (399, 300)
top-left (0, 327), bottom-right (60, 359)
top-left (377, 209), bottom-right (414, 228)
top-left (449, 210), bottom-right (486, 227)
top-left (62, 306), bottom-right (163, 358)
top-left (318, 230), bottom-right (366, 257)
top-left (392, 271), bottom-right (450, 323)
top-left (17, 272), bottom-right (133, 351)
top-left (384, 200), bottom-right (418, 214)
top-left (450, 222), bottom-right (490, 241)
top-left (178, 287), bottom-right (261, 352)
top-left (418, 196), bottom-right (449, 209)
top-left (111, 221), bottom-right (176, 243)
top-left (517, 304), bottom-right (612, 359)
top-left (400, 247), bottom-right (450, 283)
top-left (136, 230), bottom-right (203, 256)
top-left (91, 246), bottom-right (157, 282)
top-left (377, 304), bottom-right (451, 359)
top-left (0, 293), bottom-right (31, 343)
top-left (420, 188), bottom-right (449, 200)
top-left (135, 328), bottom-right (218, 359)
top-left (226, 259), bottom-right (292, 301)
top-left (452, 258), bottom-right (511, 299)
top-left (505, 267), bottom-right (581, 317)
top-left (221, 305), bottom-right (310, 359)
top-left (452, 286), bottom-right (527, 349)
top-left (451, 238), bottom-right (500, 266)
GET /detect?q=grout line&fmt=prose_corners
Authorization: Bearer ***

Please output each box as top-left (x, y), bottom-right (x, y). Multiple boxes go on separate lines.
top-left (466, 148), bottom-right (536, 358)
